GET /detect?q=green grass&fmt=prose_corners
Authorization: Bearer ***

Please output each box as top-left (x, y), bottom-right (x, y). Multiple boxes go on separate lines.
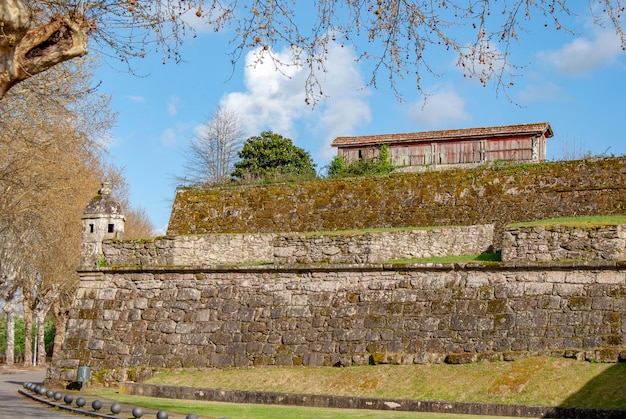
top-left (88, 356), bottom-right (626, 418)
top-left (392, 252), bottom-right (501, 264)
top-left (138, 357), bottom-right (626, 409)
top-left (298, 224), bottom-right (462, 236)
top-left (89, 389), bottom-right (510, 419)
top-left (509, 215), bottom-right (626, 228)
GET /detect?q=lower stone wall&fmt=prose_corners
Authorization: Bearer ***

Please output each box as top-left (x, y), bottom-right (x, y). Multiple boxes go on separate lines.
top-left (46, 262), bottom-right (626, 386)
top-left (502, 225), bottom-right (626, 262)
top-left (102, 225), bottom-right (493, 267)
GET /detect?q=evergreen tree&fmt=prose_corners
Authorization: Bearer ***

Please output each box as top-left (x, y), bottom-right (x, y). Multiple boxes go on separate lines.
top-left (232, 131), bottom-right (317, 182)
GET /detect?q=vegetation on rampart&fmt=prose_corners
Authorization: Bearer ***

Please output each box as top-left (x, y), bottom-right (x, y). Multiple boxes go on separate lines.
top-left (168, 157), bottom-right (626, 238)
top-left (510, 215), bottom-right (626, 227)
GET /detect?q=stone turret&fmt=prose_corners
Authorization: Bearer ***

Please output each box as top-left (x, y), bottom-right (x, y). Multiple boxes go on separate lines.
top-left (81, 183), bottom-right (125, 267)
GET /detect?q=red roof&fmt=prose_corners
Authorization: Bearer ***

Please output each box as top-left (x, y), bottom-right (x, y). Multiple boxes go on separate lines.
top-left (331, 122), bottom-right (553, 148)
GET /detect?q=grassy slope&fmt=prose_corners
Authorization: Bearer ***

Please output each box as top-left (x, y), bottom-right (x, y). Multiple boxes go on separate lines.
top-left (509, 215), bottom-right (626, 227)
top-left (142, 357), bottom-right (626, 410)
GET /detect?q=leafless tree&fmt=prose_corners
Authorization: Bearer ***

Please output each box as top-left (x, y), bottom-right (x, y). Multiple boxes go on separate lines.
top-left (178, 107), bottom-right (244, 185)
top-left (2, 1), bottom-right (625, 102)
top-left (560, 137), bottom-right (592, 161)
top-left (105, 165), bottom-right (157, 237)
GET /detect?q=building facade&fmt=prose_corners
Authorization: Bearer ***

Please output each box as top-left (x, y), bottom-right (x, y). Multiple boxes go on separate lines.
top-left (331, 122), bottom-right (553, 171)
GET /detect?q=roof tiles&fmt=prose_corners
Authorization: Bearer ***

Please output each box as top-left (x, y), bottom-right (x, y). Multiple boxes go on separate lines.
top-left (331, 122), bottom-right (553, 148)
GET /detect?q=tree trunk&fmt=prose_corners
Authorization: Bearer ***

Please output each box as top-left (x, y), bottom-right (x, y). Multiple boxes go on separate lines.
top-left (36, 311), bottom-right (46, 366)
top-left (0, 0), bottom-right (91, 100)
top-left (3, 301), bottom-right (17, 366)
top-left (51, 301), bottom-right (68, 362)
top-left (22, 303), bottom-right (32, 367)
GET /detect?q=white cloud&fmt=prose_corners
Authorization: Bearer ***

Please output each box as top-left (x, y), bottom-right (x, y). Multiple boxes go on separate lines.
top-left (407, 86), bottom-right (471, 129)
top-left (517, 80), bottom-right (571, 103)
top-left (167, 96), bottom-right (180, 116)
top-left (540, 29), bottom-right (623, 76)
top-left (159, 121), bottom-right (195, 147)
top-left (160, 127), bottom-right (177, 147)
top-left (128, 95), bottom-right (145, 103)
top-left (220, 41), bottom-right (371, 163)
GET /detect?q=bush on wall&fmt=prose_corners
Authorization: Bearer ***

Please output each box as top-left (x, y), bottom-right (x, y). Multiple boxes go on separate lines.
top-left (327, 145), bottom-right (394, 178)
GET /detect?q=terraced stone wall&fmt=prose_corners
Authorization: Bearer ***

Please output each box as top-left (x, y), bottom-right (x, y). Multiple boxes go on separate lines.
top-left (167, 158), bottom-right (626, 248)
top-left (101, 225), bottom-right (493, 267)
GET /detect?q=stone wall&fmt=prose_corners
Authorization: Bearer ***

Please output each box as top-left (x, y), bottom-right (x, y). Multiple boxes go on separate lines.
top-left (167, 158), bottom-right (626, 247)
top-left (46, 261), bottom-right (626, 386)
top-left (102, 234), bottom-right (275, 266)
top-left (502, 225), bottom-right (626, 262)
top-left (101, 225), bottom-right (493, 266)
top-left (273, 225), bottom-right (493, 264)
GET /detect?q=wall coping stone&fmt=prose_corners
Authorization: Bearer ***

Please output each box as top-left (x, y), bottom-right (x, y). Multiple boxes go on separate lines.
top-left (79, 259), bottom-right (626, 275)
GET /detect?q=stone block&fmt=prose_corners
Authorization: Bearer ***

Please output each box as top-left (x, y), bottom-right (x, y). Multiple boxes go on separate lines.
top-left (450, 315), bottom-right (478, 331)
top-left (594, 348), bottom-right (621, 363)
top-left (596, 271), bottom-right (625, 284)
top-left (158, 320), bottom-right (177, 334)
top-left (591, 297), bottom-right (614, 310)
top-left (303, 352), bottom-right (325, 366)
top-left (275, 354), bottom-right (294, 366)
top-left (445, 353), bottom-right (477, 364)
top-left (175, 322), bottom-right (196, 334)
top-left (210, 353), bottom-right (234, 367)
top-left (524, 282), bottom-right (553, 296)
top-left (176, 288), bottom-right (201, 301)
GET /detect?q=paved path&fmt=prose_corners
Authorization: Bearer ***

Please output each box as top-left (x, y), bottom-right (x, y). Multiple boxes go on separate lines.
top-left (0, 366), bottom-right (81, 418)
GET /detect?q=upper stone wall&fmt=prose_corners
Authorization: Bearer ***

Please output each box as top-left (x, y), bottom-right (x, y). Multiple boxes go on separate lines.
top-left (502, 224), bottom-right (626, 262)
top-left (167, 158), bottom-right (626, 246)
top-left (102, 225), bottom-right (493, 266)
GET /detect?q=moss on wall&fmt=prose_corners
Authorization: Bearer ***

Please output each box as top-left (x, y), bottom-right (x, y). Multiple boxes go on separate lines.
top-left (167, 157), bottom-right (626, 241)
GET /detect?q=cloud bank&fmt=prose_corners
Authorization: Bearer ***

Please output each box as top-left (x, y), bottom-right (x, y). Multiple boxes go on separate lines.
top-left (220, 42), bottom-right (371, 163)
top-left (540, 29), bottom-right (623, 76)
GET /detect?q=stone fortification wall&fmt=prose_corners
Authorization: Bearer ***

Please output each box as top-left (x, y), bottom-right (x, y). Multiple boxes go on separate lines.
top-left (102, 225), bottom-right (493, 266)
top-left (167, 158), bottom-right (626, 245)
top-left (502, 225), bottom-right (626, 262)
top-left (273, 225), bottom-right (493, 264)
top-left (46, 262), bottom-right (626, 386)
top-left (102, 234), bottom-right (275, 266)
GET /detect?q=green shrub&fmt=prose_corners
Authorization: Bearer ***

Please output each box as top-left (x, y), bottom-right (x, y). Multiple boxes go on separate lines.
top-left (327, 145), bottom-right (394, 178)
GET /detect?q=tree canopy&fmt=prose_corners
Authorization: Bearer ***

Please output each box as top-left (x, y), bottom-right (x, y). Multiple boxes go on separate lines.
top-left (1, 1), bottom-right (624, 101)
top-left (0, 56), bottom-right (154, 365)
top-left (232, 131), bottom-right (317, 182)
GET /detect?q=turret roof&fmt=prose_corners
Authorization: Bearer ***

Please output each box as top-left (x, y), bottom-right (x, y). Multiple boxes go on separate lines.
top-left (83, 183), bottom-right (123, 216)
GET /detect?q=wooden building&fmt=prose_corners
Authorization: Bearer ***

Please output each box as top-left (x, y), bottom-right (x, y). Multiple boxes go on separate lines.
top-left (331, 122), bottom-right (554, 171)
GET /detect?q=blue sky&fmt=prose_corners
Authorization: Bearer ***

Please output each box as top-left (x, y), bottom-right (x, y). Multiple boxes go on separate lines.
top-left (95, 4), bottom-right (626, 234)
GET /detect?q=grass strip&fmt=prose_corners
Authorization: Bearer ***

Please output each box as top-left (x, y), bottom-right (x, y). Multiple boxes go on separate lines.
top-left (89, 388), bottom-right (520, 419)
top-left (140, 357), bottom-right (626, 410)
top-left (509, 215), bottom-right (626, 228)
